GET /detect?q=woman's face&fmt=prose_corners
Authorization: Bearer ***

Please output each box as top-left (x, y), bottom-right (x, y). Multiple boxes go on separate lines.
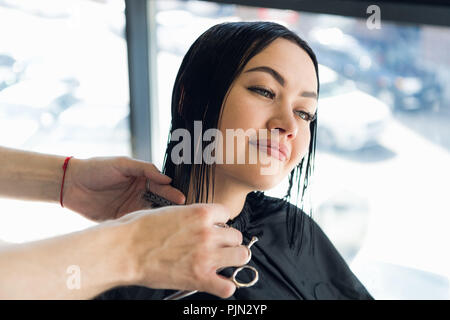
top-left (215, 38), bottom-right (318, 190)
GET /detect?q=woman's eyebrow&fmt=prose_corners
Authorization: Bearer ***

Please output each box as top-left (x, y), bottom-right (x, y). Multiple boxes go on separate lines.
top-left (244, 65), bottom-right (317, 99)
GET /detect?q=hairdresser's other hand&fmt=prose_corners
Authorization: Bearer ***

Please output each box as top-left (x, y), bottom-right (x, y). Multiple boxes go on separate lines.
top-left (63, 156), bottom-right (185, 221)
top-left (116, 203), bottom-right (249, 299)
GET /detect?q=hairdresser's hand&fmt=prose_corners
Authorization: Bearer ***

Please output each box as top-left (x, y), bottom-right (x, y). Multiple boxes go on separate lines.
top-left (117, 203), bottom-right (249, 299)
top-left (62, 156), bottom-right (185, 221)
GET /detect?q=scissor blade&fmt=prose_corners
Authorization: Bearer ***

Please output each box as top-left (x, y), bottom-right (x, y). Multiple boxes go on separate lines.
top-left (163, 290), bottom-right (198, 300)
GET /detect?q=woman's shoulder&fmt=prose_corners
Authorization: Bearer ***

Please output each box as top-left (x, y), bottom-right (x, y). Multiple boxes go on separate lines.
top-left (246, 191), bottom-right (313, 228)
top-left (246, 192), bottom-right (374, 299)
top-left (247, 192), bottom-right (354, 264)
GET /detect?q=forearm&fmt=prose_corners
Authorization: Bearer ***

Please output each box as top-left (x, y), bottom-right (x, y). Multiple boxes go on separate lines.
top-left (0, 146), bottom-right (68, 203)
top-left (0, 221), bottom-right (135, 299)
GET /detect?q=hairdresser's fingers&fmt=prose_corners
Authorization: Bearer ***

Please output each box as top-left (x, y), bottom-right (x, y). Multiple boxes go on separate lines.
top-left (147, 181), bottom-right (186, 205)
top-left (115, 157), bottom-right (172, 184)
top-left (203, 274), bottom-right (237, 299)
top-left (211, 227), bottom-right (243, 248)
top-left (213, 246), bottom-right (251, 270)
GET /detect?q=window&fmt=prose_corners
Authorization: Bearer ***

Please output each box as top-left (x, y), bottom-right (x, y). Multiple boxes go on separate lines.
top-left (150, 0), bottom-right (450, 299)
top-left (0, 0), bottom-right (130, 242)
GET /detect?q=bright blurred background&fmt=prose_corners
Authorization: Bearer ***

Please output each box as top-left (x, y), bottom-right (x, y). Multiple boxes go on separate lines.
top-left (0, 0), bottom-right (449, 299)
top-left (0, 0), bottom-right (130, 240)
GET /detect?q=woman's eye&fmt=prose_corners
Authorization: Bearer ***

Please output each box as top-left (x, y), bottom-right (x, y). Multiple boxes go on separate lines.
top-left (295, 111), bottom-right (308, 120)
top-left (249, 86), bottom-right (317, 122)
top-left (249, 87), bottom-right (275, 99)
top-left (295, 110), bottom-right (315, 122)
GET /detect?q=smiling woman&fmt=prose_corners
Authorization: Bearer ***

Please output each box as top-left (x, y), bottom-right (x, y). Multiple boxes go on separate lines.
top-left (96, 21), bottom-right (373, 300)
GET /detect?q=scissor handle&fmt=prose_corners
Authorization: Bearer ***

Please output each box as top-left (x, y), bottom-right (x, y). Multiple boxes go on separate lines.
top-left (229, 236), bottom-right (259, 288)
top-left (230, 265), bottom-right (259, 288)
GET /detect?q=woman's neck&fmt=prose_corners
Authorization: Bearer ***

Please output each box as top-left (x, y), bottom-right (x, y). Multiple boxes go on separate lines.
top-left (185, 167), bottom-right (250, 221)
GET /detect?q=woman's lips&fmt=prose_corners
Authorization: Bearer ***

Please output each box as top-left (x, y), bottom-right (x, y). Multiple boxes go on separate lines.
top-left (248, 139), bottom-right (288, 162)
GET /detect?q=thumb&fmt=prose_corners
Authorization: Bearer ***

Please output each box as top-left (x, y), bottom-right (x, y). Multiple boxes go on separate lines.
top-left (118, 157), bottom-right (172, 184)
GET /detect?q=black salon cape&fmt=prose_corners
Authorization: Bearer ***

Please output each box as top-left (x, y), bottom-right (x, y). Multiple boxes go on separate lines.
top-left (95, 191), bottom-right (373, 300)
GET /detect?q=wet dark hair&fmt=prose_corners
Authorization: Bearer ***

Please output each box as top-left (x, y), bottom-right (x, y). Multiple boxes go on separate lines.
top-left (161, 21), bottom-right (320, 255)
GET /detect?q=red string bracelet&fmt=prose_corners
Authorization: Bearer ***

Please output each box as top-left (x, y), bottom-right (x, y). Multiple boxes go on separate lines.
top-left (60, 156), bottom-right (73, 208)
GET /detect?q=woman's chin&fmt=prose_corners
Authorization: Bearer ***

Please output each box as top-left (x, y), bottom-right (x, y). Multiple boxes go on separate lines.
top-left (216, 163), bottom-right (288, 190)
top-left (244, 174), bottom-right (285, 191)
top-left (254, 181), bottom-right (281, 191)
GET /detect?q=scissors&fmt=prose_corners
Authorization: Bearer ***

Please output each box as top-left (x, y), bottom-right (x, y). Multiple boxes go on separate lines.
top-left (142, 189), bottom-right (260, 300)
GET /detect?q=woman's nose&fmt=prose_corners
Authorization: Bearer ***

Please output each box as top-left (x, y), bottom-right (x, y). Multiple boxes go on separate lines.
top-left (267, 103), bottom-right (298, 140)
